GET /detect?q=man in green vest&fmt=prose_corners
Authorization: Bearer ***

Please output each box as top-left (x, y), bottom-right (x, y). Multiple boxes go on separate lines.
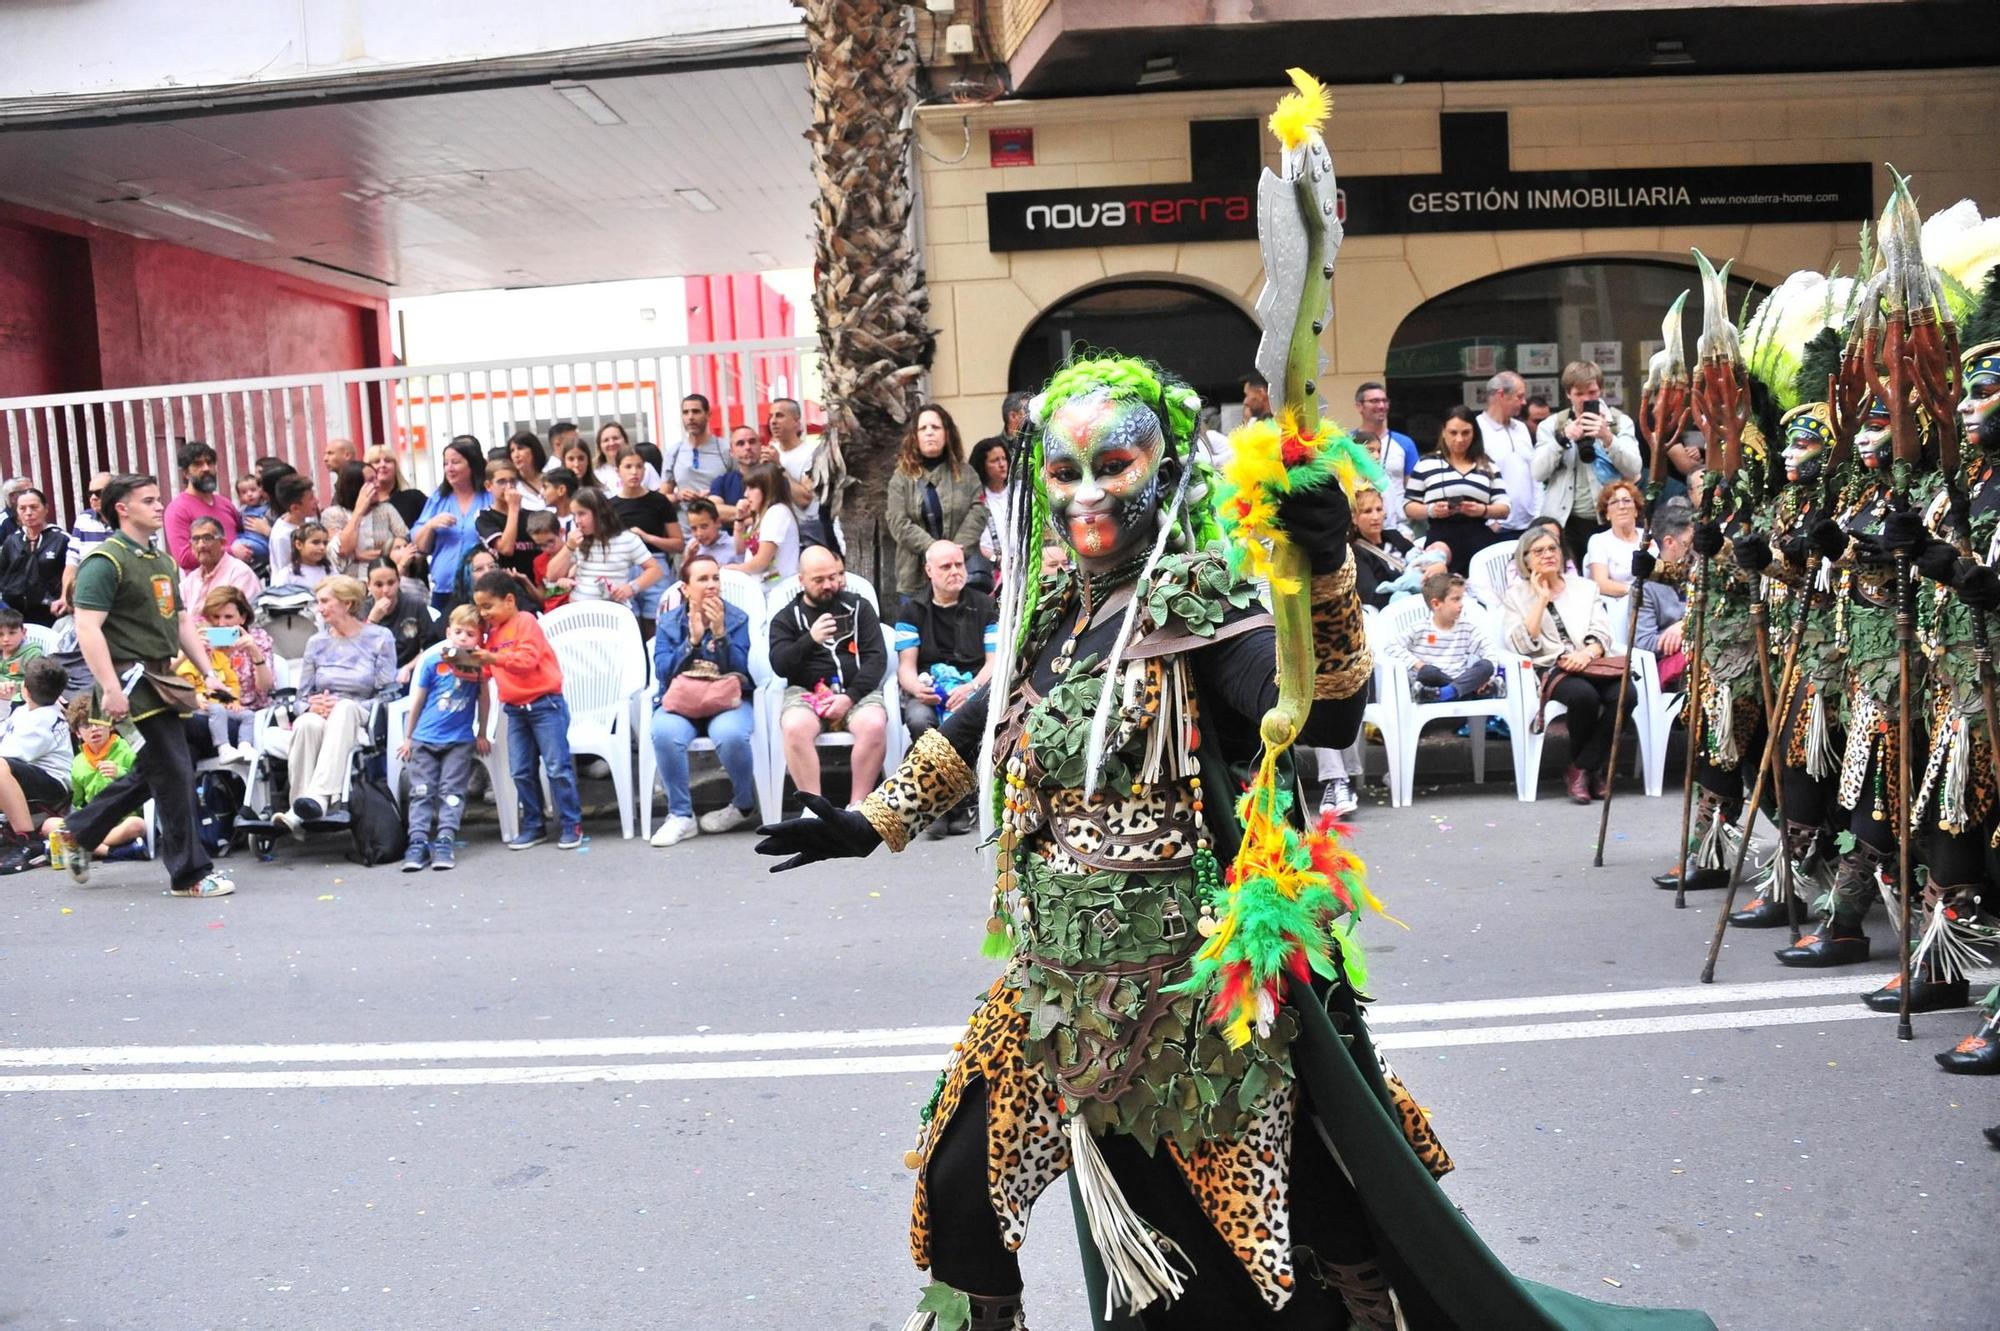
top-left (52, 474), bottom-right (235, 897)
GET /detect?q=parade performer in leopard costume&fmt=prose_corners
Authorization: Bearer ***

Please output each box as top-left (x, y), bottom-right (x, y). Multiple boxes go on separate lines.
top-left (758, 71), bottom-right (1714, 1331)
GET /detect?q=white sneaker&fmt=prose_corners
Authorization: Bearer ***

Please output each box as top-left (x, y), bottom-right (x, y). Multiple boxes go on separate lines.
top-left (697, 804), bottom-right (754, 835)
top-left (649, 815), bottom-right (699, 848)
top-left (272, 809), bottom-right (307, 842)
top-left (583, 757), bottom-right (612, 780)
top-left (170, 872), bottom-right (235, 897)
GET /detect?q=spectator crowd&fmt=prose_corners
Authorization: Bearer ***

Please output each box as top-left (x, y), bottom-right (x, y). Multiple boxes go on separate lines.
top-left (0, 363), bottom-right (1693, 893)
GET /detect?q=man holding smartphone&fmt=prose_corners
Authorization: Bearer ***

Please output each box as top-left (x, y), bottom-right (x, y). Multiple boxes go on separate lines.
top-left (767, 546), bottom-right (888, 806)
top-left (1531, 359), bottom-right (1641, 565)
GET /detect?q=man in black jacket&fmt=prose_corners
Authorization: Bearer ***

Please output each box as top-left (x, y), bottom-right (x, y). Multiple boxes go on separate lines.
top-left (769, 545), bottom-right (887, 804)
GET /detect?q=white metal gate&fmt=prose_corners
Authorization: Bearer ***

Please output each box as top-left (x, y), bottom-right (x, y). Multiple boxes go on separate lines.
top-left (0, 336), bottom-right (817, 524)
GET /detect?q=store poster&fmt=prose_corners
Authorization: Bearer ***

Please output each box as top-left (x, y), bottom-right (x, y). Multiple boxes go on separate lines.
top-left (1581, 340), bottom-right (1622, 372)
top-left (1517, 342), bottom-right (1558, 374)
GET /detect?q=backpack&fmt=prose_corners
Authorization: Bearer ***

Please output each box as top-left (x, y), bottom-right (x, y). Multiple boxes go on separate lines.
top-left (345, 769), bottom-right (408, 867)
top-left (194, 769), bottom-right (246, 857)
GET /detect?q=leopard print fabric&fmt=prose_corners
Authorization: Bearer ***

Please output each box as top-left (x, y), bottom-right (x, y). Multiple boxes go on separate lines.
top-left (910, 980), bottom-right (1069, 1269)
top-left (861, 728), bottom-right (975, 852)
top-left (1311, 562), bottom-right (1373, 700)
top-left (1164, 1084), bottom-right (1301, 1309)
top-left (1036, 782), bottom-right (1199, 872)
top-left (1383, 1066), bottom-right (1453, 1179)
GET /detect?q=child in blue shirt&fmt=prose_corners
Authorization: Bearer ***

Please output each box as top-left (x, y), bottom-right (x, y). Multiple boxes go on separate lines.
top-left (394, 604), bottom-right (490, 871)
top-left (231, 472), bottom-right (273, 566)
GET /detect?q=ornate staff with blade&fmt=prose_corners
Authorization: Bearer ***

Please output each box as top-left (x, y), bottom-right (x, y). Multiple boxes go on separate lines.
top-left (1677, 251), bottom-right (1749, 911)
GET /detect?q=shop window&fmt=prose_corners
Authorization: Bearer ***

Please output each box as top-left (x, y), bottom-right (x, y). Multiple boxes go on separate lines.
top-left (1009, 280), bottom-right (1260, 423)
top-left (1383, 259), bottom-right (1763, 453)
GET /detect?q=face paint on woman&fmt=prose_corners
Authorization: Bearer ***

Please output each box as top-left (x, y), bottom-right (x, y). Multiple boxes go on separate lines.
top-left (1041, 390), bottom-right (1165, 570)
top-left (1781, 412), bottom-right (1833, 484)
top-left (1855, 395), bottom-right (1893, 470)
top-left (1959, 351), bottom-right (2000, 453)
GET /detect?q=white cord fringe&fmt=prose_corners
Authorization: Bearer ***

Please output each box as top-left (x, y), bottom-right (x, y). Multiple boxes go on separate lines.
top-left (1081, 466), bottom-right (1190, 800)
top-left (1805, 692), bottom-right (1839, 780)
top-left (1068, 1117), bottom-right (1190, 1318)
top-left (1911, 900), bottom-right (2000, 985)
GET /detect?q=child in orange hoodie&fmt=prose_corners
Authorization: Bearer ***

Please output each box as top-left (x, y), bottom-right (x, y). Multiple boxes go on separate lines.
top-left (462, 569), bottom-right (582, 850)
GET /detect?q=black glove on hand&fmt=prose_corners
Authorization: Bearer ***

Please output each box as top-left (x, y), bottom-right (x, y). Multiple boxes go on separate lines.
top-left (1809, 518), bottom-right (1849, 562)
top-left (1881, 504), bottom-right (1927, 555)
top-left (1957, 566), bottom-right (2000, 613)
top-left (1692, 522), bottom-right (1726, 559)
top-left (1915, 539), bottom-right (1961, 586)
top-left (1730, 532), bottom-right (1771, 573)
top-left (1777, 534), bottom-right (1810, 568)
top-left (754, 793), bottom-right (883, 872)
top-left (1279, 478), bottom-right (1353, 574)
top-left (1630, 549), bottom-right (1657, 582)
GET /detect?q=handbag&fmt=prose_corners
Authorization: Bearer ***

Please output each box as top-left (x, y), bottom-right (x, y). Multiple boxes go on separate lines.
top-left (662, 657), bottom-right (744, 719)
top-left (1527, 602), bottom-right (1627, 735)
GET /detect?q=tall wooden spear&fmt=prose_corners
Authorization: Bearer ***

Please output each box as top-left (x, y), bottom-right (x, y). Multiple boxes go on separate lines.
top-left (1596, 293), bottom-right (1689, 868)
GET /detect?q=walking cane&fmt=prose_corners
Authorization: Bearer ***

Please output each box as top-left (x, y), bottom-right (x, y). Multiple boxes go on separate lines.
top-left (1592, 574), bottom-right (1646, 868)
top-left (1702, 590), bottom-right (1811, 982)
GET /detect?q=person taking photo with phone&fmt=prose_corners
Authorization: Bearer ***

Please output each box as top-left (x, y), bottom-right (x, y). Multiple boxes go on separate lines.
top-left (1531, 358), bottom-right (1641, 567)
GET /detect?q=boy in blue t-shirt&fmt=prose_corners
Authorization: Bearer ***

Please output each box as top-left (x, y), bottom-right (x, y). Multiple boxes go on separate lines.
top-left (395, 604), bottom-right (490, 871)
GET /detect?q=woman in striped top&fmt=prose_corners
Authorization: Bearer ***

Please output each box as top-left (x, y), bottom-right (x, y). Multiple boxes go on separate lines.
top-left (548, 488), bottom-right (662, 621)
top-left (1404, 406), bottom-right (1509, 575)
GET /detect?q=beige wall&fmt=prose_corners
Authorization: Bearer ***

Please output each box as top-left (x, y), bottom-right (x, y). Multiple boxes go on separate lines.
top-left (916, 69), bottom-right (2000, 430)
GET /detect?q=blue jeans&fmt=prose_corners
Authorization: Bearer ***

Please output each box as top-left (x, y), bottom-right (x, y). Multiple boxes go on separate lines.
top-left (650, 701), bottom-right (756, 819)
top-left (505, 694), bottom-right (583, 836)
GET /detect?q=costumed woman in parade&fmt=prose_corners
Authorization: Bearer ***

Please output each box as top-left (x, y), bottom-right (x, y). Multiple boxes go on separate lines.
top-left (757, 71), bottom-right (1715, 1331)
top-left (1653, 254), bottom-right (1773, 897)
top-left (1719, 269), bottom-right (1858, 933)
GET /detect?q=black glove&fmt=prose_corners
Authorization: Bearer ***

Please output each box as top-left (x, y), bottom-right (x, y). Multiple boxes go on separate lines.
top-left (1881, 503), bottom-right (1927, 555)
top-left (1279, 478), bottom-right (1353, 574)
top-left (1848, 531), bottom-right (1894, 567)
top-left (754, 793), bottom-right (882, 872)
top-left (1809, 518), bottom-right (1849, 562)
top-left (1914, 539), bottom-right (1961, 586)
top-left (1730, 533), bottom-right (1771, 573)
top-left (1777, 534), bottom-right (1810, 568)
top-left (1630, 549), bottom-right (1657, 582)
top-left (1957, 566), bottom-right (2000, 612)
top-left (1692, 522), bottom-right (1726, 559)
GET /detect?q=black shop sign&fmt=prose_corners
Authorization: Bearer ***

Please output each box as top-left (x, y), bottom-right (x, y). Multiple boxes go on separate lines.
top-left (983, 111), bottom-right (1873, 251)
top-left (1336, 161), bottom-right (1874, 235)
top-left (987, 183), bottom-right (1255, 253)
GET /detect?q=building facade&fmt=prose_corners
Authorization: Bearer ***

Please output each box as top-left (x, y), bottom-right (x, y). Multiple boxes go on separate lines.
top-left (916, 68), bottom-right (2000, 443)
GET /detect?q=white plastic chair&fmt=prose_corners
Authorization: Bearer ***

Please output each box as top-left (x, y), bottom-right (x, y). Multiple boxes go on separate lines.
top-left (542, 602), bottom-right (649, 837)
top-left (1597, 594), bottom-right (1679, 798)
top-left (756, 571), bottom-right (903, 812)
top-left (637, 570), bottom-right (778, 837)
top-left (1369, 598), bottom-right (1525, 806)
top-left (386, 677), bottom-right (516, 842)
top-left (1466, 539), bottom-right (1519, 612)
top-left (23, 624), bottom-right (59, 655)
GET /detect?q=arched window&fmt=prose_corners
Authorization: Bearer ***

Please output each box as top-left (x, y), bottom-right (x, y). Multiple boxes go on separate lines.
top-left (1384, 259), bottom-right (1765, 450)
top-left (1010, 280), bottom-right (1261, 422)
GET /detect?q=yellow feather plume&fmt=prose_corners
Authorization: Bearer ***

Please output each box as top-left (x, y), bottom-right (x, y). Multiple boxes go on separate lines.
top-left (1268, 68), bottom-right (1332, 152)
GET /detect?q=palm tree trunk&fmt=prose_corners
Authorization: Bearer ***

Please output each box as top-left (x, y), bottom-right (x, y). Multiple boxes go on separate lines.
top-left (796, 0), bottom-right (934, 587)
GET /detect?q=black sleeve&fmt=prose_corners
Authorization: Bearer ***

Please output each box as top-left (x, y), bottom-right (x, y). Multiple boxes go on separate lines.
top-left (1190, 624), bottom-right (1365, 752)
top-left (937, 683), bottom-right (994, 760)
top-left (847, 599), bottom-right (887, 697)
top-left (766, 604), bottom-right (815, 684)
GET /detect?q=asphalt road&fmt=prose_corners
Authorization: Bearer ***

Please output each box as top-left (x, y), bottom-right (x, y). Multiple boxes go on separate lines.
top-left (4, 771), bottom-right (1994, 1331)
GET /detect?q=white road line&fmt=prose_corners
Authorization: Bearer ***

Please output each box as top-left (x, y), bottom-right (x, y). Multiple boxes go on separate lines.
top-left (6, 971), bottom-right (1960, 1070)
top-left (0, 1004), bottom-right (1891, 1093)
